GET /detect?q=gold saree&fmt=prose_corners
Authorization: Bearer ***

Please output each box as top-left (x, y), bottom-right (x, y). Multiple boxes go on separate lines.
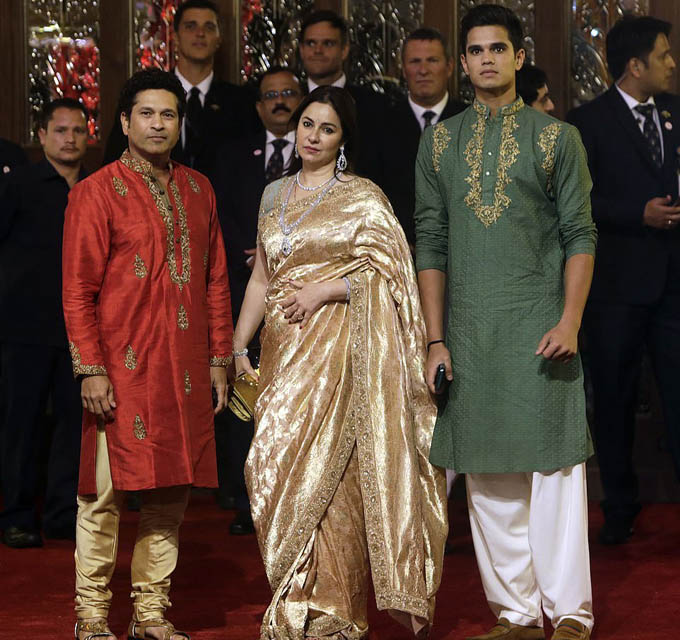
top-left (246, 176), bottom-right (447, 639)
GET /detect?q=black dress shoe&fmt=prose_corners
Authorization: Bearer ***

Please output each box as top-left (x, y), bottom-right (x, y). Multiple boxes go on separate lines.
top-left (598, 515), bottom-right (634, 545)
top-left (2, 526), bottom-right (43, 548)
top-left (229, 510), bottom-right (255, 535)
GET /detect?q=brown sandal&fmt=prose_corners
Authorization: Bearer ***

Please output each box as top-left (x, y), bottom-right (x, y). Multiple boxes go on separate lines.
top-left (127, 618), bottom-right (190, 640)
top-left (74, 618), bottom-right (116, 640)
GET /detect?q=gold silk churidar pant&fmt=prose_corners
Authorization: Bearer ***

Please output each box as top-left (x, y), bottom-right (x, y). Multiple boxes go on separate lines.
top-left (74, 425), bottom-right (190, 621)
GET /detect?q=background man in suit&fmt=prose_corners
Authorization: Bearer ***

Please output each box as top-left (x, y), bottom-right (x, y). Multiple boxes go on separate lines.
top-left (210, 66), bottom-right (302, 533)
top-left (0, 98), bottom-right (88, 548)
top-left (376, 27), bottom-right (466, 248)
top-left (298, 10), bottom-right (384, 180)
top-left (103, 0), bottom-right (257, 174)
top-left (568, 15), bottom-right (680, 545)
top-left (516, 64), bottom-right (555, 114)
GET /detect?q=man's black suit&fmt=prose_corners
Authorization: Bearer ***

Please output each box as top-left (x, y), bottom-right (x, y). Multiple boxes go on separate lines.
top-left (375, 96), bottom-right (467, 245)
top-left (209, 131), bottom-right (270, 513)
top-left (0, 139), bottom-right (28, 184)
top-left (102, 78), bottom-right (259, 175)
top-left (567, 87), bottom-right (680, 520)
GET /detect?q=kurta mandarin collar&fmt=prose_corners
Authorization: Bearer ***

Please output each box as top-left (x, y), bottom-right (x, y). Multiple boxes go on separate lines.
top-left (120, 149), bottom-right (174, 178)
top-left (472, 96), bottom-right (525, 118)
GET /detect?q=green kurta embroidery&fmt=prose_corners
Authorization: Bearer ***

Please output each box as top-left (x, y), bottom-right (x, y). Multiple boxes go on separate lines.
top-left (414, 98), bottom-right (598, 474)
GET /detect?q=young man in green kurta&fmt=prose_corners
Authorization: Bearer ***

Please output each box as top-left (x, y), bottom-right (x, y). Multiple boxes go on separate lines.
top-left (415, 6), bottom-right (596, 640)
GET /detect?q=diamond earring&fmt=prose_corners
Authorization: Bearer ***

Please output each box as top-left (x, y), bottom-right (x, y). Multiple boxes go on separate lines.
top-left (336, 144), bottom-right (347, 172)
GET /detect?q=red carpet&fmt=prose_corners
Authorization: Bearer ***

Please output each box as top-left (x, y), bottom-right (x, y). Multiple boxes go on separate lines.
top-left (1, 496), bottom-right (678, 639)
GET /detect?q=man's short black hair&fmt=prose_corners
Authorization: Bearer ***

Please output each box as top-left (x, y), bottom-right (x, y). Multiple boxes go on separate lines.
top-left (516, 64), bottom-right (548, 105)
top-left (402, 27), bottom-right (451, 60)
top-left (606, 15), bottom-right (671, 81)
top-left (118, 69), bottom-right (187, 121)
top-left (40, 98), bottom-right (89, 130)
top-left (461, 3), bottom-right (524, 55)
top-left (173, 0), bottom-right (220, 31)
top-left (257, 65), bottom-right (299, 95)
top-left (300, 10), bottom-right (349, 46)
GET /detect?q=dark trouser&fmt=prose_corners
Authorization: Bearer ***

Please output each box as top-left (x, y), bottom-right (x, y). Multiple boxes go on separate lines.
top-left (583, 290), bottom-right (680, 517)
top-left (0, 342), bottom-right (82, 531)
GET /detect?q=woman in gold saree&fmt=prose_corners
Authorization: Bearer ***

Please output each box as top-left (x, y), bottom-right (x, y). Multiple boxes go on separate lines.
top-left (232, 86), bottom-right (447, 640)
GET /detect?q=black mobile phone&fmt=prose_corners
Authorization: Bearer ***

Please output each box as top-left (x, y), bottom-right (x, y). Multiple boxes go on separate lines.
top-left (434, 363), bottom-right (447, 394)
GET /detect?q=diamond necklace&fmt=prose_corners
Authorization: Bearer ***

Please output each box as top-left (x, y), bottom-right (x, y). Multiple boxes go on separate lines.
top-left (279, 176), bottom-right (337, 256)
top-left (295, 169), bottom-right (335, 192)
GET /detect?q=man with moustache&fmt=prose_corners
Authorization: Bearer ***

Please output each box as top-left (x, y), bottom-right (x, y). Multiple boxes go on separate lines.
top-left (568, 16), bottom-right (680, 545)
top-left (210, 66), bottom-right (302, 533)
top-left (517, 64), bottom-right (555, 114)
top-left (103, 0), bottom-right (256, 175)
top-left (416, 5), bottom-right (596, 639)
top-left (0, 99), bottom-right (88, 548)
top-left (63, 69), bottom-right (232, 640)
top-left (376, 27), bottom-right (466, 248)
top-left (298, 10), bottom-right (384, 179)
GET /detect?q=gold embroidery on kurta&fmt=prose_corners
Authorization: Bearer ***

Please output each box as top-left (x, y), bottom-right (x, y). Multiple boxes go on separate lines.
top-left (68, 342), bottom-right (107, 377)
top-left (134, 253), bottom-right (148, 279)
top-left (124, 345), bottom-right (137, 370)
top-left (186, 172), bottom-right (201, 193)
top-left (184, 370), bottom-right (191, 395)
top-left (112, 176), bottom-right (127, 196)
top-left (120, 150), bottom-right (191, 292)
top-left (464, 110), bottom-right (520, 228)
top-left (538, 122), bottom-right (562, 196)
top-left (133, 415), bottom-right (146, 440)
top-left (203, 249), bottom-right (209, 270)
top-left (209, 355), bottom-right (232, 366)
top-left (177, 304), bottom-right (189, 330)
top-left (432, 122), bottom-right (451, 174)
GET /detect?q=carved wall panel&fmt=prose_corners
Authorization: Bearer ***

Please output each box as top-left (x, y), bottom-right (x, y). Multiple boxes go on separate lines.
top-left (26, 0), bottom-right (101, 142)
top-left (458, 0), bottom-right (536, 103)
top-left (571, 0), bottom-right (649, 107)
top-left (131, 0), bottom-right (181, 72)
top-left (240, 0), bottom-right (314, 84)
top-left (347, 0), bottom-right (423, 96)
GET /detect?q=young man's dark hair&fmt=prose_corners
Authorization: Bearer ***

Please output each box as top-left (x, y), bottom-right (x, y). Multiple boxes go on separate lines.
top-left (460, 3), bottom-right (524, 54)
top-left (117, 69), bottom-right (187, 121)
top-left (300, 10), bottom-right (349, 46)
top-left (257, 65), bottom-right (299, 94)
top-left (402, 27), bottom-right (451, 60)
top-left (40, 97), bottom-right (89, 130)
top-left (606, 14), bottom-right (671, 81)
top-left (516, 64), bottom-right (548, 105)
top-left (173, 0), bottom-right (220, 31)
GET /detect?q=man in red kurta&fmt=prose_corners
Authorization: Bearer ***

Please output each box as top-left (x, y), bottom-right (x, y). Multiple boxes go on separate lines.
top-left (63, 69), bottom-right (232, 640)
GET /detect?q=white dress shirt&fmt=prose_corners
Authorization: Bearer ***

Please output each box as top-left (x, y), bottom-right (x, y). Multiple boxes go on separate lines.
top-left (408, 92), bottom-right (450, 131)
top-left (175, 68), bottom-right (214, 146)
top-left (307, 73), bottom-right (347, 93)
top-left (616, 84), bottom-right (664, 162)
top-left (264, 130), bottom-right (296, 172)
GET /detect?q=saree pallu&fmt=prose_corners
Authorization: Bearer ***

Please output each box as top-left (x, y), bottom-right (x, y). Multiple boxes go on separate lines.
top-left (246, 176), bottom-right (447, 639)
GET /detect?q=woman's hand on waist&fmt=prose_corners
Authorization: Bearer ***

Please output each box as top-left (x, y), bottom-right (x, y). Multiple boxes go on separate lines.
top-left (281, 279), bottom-right (347, 328)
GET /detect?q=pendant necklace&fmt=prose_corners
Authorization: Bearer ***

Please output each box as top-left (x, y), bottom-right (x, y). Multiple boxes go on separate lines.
top-left (279, 175), bottom-right (337, 256)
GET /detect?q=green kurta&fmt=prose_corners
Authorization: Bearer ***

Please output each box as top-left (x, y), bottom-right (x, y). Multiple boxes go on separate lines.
top-left (414, 97), bottom-right (597, 474)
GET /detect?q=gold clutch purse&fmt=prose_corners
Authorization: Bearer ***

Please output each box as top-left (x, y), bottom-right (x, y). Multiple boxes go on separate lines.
top-left (228, 370), bottom-right (260, 422)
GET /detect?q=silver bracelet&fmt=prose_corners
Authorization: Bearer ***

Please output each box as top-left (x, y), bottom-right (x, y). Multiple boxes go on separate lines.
top-left (342, 276), bottom-right (351, 302)
top-left (233, 347), bottom-right (249, 358)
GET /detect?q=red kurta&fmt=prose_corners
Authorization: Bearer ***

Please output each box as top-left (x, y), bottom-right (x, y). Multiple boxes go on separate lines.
top-left (63, 150), bottom-right (232, 495)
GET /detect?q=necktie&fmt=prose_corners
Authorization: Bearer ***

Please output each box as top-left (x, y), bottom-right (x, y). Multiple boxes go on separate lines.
top-left (184, 87), bottom-right (202, 165)
top-left (422, 110), bottom-right (436, 129)
top-left (265, 139), bottom-right (289, 184)
top-left (634, 103), bottom-right (662, 168)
